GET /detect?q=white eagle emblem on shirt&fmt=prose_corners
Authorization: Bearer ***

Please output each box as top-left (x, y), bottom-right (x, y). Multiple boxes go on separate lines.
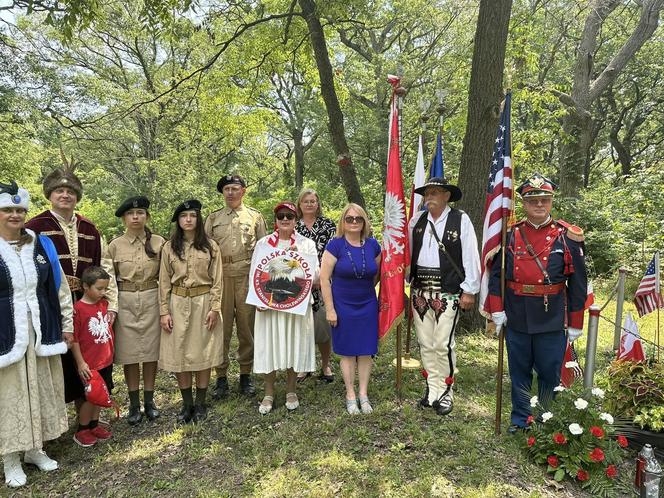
top-left (88, 311), bottom-right (112, 344)
top-left (381, 192), bottom-right (406, 262)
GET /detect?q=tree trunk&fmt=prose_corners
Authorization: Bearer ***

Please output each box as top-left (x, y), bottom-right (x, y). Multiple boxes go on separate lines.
top-left (299, 0), bottom-right (365, 207)
top-left (457, 0), bottom-right (513, 332)
top-left (558, 0), bottom-right (664, 197)
top-left (293, 128), bottom-right (305, 190)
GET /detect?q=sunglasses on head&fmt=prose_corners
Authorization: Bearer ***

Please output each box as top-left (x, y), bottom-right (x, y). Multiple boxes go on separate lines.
top-left (276, 212), bottom-right (296, 221)
top-left (344, 216), bottom-right (364, 224)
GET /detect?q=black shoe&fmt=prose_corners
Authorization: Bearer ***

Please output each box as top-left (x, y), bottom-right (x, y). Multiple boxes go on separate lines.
top-left (318, 369), bottom-right (334, 384)
top-left (177, 405), bottom-right (195, 425)
top-left (212, 377), bottom-right (229, 400)
top-left (508, 424), bottom-right (525, 435)
top-left (127, 405), bottom-right (143, 426)
top-left (434, 395), bottom-right (453, 416)
top-left (239, 374), bottom-right (255, 396)
top-left (418, 387), bottom-right (430, 409)
top-left (144, 402), bottom-right (160, 421)
top-left (192, 404), bottom-right (208, 423)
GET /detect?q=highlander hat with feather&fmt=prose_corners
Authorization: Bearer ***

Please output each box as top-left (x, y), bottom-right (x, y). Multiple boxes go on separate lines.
top-left (43, 147), bottom-right (83, 201)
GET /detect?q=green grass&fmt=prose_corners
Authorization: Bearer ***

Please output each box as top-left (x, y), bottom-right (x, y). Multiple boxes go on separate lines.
top-left (13, 292), bottom-right (660, 497)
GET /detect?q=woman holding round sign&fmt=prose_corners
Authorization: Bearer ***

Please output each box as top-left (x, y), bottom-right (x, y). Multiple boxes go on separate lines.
top-left (320, 203), bottom-right (381, 415)
top-left (249, 201), bottom-right (318, 415)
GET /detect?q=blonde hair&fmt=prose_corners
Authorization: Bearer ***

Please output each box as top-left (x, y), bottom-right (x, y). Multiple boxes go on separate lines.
top-left (296, 188), bottom-right (323, 218)
top-left (335, 203), bottom-right (370, 240)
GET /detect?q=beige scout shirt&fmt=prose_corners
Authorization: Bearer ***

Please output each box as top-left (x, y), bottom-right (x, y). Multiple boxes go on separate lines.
top-left (107, 232), bottom-right (166, 285)
top-left (51, 210), bottom-right (118, 312)
top-left (204, 203), bottom-right (267, 278)
top-left (158, 239), bottom-right (223, 315)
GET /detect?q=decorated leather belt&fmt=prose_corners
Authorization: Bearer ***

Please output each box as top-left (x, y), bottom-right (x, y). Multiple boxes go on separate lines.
top-left (413, 267), bottom-right (443, 292)
top-left (118, 281), bottom-right (158, 292)
top-left (222, 254), bottom-right (251, 264)
top-left (66, 275), bottom-right (81, 292)
top-left (507, 281), bottom-right (565, 296)
top-left (171, 285), bottom-right (211, 297)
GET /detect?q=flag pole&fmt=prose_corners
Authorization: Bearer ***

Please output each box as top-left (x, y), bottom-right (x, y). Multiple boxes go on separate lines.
top-left (395, 79), bottom-right (407, 398)
top-left (657, 251), bottom-right (661, 362)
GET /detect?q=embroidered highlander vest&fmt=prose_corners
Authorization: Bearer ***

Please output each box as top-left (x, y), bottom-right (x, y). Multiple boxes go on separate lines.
top-left (411, 209), bottom-right (465, 294)
top-left (0, 231), bottom-right (67, 368)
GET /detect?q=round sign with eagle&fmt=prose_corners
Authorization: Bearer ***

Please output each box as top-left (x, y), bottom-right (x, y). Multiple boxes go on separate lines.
top-left (246, 246), bottom-right (317, 316)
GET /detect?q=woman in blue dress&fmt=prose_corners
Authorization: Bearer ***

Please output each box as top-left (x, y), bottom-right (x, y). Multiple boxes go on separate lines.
top-left (320, 203), bottom-right (381, 415)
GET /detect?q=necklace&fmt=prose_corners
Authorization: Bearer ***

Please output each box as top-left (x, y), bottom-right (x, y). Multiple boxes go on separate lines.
top-left (345, 239), bottom-right (366, 279)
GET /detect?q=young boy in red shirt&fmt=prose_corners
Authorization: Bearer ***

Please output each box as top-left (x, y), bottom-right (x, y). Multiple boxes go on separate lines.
top-left (72, 266), bottom-right (115, 447)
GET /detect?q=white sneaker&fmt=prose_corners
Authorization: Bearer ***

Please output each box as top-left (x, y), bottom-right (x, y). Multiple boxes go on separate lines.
top-left (3, 452), bottom-right (26, 488)
top-left (24, 448), bottom-right (58, 471)
top-left (285, 392), bottom-right (299, 411)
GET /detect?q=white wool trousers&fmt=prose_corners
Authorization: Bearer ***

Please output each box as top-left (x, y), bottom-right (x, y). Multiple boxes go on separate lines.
top-left (412, 290), bottom-right (460, 404)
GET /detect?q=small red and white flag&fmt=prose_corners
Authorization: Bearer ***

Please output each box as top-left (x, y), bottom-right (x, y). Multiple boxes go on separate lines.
top-left (617, 312), bottom-right (646, 362)
top-left (378, 76), bottom-right (409, 340)
top-left (560, 342), bottom-right (583, 387)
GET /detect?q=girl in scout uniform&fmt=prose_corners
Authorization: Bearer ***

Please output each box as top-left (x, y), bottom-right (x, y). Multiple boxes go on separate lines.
top-left (159, 200), bottom-right (223, 424)
top-left (107, 197), bottom-right (165, 425)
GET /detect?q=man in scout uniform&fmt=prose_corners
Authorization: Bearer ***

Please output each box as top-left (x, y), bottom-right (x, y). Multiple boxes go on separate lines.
top-left (205, 175), bottom-right (267, 398)
top-left (485, 172), bottom-right (587, 433)
top-left (408, 177), bottom-right (481, 416)
top-left (26, 166), bottom-right (118, 408)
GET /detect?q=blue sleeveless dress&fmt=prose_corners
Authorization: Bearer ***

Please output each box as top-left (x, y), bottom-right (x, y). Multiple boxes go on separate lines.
top-left (326, 237), bottom-right (380, 356)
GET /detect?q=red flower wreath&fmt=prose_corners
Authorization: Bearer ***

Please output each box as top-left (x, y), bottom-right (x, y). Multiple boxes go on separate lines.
top-left (589, 448), bottom-right (605, 462)
top-left (552, 432), bottom-right (567, 445)
top-left (576, 469), bottom-right (589, 481)
top-left (590, 426), bottom-right (605, 439)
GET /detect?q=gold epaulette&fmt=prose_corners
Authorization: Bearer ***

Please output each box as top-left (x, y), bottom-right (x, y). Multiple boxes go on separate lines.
top-left (556, 219), bottom-right (584, 242)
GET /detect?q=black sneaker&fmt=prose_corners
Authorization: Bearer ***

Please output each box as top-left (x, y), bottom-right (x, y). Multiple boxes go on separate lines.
top-left (239, 374), bottom-right (255, 396)
top-left (192, 404), bottom-right (208, 423)
top-left (127, 405), bottom-right (143, 426)
top-left (212, 377), bottom-right (229, 400)
top-left (144, 402), bottom-right (160, 421)
top-left (176, 405), bottom-right (195, 425)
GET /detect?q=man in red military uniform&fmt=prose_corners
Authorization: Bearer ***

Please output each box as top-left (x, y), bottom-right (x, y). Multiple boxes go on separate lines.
top-left (484, 173), bottom-right (587, 433)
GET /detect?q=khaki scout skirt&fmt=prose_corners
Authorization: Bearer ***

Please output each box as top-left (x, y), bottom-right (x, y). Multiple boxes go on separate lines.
top-left (159, 293), bottom-right (224, 373)
top-left (114, 287), bottom-right (161, 365)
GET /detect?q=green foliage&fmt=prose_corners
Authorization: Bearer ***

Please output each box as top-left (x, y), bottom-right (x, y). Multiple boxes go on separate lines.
top-left (605, 360), bottom-right (664, 432)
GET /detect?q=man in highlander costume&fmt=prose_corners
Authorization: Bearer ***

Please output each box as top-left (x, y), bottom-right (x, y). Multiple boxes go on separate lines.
top-left (408, 177), bottom-right (480, 416)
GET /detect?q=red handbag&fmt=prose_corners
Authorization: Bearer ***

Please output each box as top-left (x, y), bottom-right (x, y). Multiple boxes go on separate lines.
top-left (84, 370), bottom-right (120, 417)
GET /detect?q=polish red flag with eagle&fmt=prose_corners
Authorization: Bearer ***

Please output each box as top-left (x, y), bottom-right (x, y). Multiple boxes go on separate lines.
top-left (378, 75), bottom-right (409, 339)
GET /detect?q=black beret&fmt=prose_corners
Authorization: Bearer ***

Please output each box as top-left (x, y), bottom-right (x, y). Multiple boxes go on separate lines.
top-left (115, 196), bottom-right (150, 217)
top-left (217, 174), bottom-right (246, 192)
top-left (171, 199), bottom-right (202, 222)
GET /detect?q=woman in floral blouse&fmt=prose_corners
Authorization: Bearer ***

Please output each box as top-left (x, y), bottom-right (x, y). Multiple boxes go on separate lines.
top-left (295, 188), bottom-right (336, 383)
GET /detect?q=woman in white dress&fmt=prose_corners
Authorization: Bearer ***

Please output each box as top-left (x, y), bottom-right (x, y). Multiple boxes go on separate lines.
top-left (0, 181), bottom-right (71, 488)
top-left (251, 201), bottom-right (318, 414)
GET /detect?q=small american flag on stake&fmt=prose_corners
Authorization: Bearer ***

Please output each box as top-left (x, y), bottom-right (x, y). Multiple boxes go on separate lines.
top-left (634, 252), bottom-right (663, 318)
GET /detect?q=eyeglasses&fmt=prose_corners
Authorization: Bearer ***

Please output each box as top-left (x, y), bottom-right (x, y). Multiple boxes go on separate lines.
top-left (276, 212), bottom-right (296, 221)
top-left (344, 216), bottom-right (364, 224)
top-left (524, 197), bottom-right (552, 206)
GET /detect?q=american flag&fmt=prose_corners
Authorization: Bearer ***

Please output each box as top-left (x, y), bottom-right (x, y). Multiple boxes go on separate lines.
top-left (634, 252), bottom-right (663, 318)
top-left (479, 92), bottom-right (513, 316)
